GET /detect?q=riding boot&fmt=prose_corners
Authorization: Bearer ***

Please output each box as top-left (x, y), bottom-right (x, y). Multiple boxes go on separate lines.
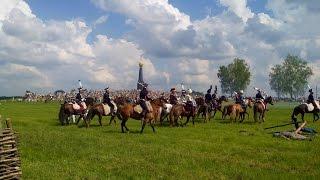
top-left (141, 110), bottom-right (147, 121)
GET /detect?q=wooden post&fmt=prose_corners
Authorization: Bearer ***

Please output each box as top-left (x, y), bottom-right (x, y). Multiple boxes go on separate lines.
top-left (295, 121), bottom-right (307, 134)
top-left (6, 118), bottom-right (12, 129)
top-left (0, 114), bottom-right (2, 129)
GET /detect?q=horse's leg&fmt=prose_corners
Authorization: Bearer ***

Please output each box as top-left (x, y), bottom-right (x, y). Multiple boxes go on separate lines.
top-left (109, 115), bottom-right (115, 125)
top-left (140, 120), bottom-right (146, 134)
top-left (98, 114), bottom-right (103, 126)
top-left (184, 116), bottom-right (190, 126)
top-left (124, 119), bottom-right (129, 132)
top-left (121, 120), bottom-right (125, 133)
top-left (150, 120), bottom-right (156, 133)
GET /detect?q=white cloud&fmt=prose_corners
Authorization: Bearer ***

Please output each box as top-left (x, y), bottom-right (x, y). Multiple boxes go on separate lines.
top-left (93, 15), bottom-right (108, 27)
top-left (219, 0), bottom-right (254, 22)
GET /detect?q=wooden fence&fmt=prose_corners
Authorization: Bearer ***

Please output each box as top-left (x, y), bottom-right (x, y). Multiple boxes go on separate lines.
top-left (0, 116), bottom-right (22, 179)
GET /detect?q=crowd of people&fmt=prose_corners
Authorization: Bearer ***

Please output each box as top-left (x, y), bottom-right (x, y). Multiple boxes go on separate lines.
top-left (22, 79), bottom-right (319, 113)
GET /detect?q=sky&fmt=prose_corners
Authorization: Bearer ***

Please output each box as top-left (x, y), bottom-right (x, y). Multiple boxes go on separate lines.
top-left (1, 0), bottom-right (320, 96)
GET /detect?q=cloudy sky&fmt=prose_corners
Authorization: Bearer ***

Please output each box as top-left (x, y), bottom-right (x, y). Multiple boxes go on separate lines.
top-left (0, 0), bottom-right (320, 96)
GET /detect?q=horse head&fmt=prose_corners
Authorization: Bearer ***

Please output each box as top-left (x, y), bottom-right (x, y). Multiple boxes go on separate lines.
top-left (265, 96), bottom-right (274, 105)
top-left (219, 95), bottom-right (228, 102)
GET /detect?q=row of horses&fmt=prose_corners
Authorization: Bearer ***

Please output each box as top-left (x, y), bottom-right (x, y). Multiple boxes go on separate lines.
top-left (58, 95), bottom-right (276, 133)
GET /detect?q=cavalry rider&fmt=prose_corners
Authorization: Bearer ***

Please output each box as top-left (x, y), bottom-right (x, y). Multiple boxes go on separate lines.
top-left (139, 84), bottom-right (150, 119)
top-left (75, 87), bottom-right (84, 109)
top-left (205, 85), bottom-right (213, 104)
top-left (181, 89), bottom-right (195, 109)
top-left (307, 89), bottom-right (319, 111)
top-left (235, 90), bottom-right (246, 110)
top-left (103, 87), bottom-right (115, 114)
top-left (169, 88), bottom-right (178, 105)
top-left (255, 88), bottom-right (264, 101)
top-left (255, 88), bottom-right (267, 110)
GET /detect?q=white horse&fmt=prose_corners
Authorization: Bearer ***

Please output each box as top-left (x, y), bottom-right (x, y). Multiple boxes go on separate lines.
top-left (160, 103), bottom-right (173, 124)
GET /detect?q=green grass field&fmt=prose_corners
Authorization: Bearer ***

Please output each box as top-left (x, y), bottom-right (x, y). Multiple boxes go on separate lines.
top-left (0, 101), bottom-right (319, 179)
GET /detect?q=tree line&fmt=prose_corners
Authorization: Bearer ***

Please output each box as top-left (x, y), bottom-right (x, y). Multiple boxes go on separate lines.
top-left (217, 54), bottom-right (313, 98)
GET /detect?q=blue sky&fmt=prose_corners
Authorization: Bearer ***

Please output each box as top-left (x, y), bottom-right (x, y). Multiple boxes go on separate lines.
top-left (1, 0), bottom-right (319, 96)
top-left (26, 0), bottom-right (268, 41)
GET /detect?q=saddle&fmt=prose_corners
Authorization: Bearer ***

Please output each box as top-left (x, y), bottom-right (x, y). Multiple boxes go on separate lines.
top-left (133, 101), bottom-right (153, 114)
top-left (102, 101), bottom-right (117, 115)
top-left (256, 99), bottom-right (266, 110)
top-left (69, 102), bottom-right (87, 111)
top-left (303, 101), bottom-right (320, 112)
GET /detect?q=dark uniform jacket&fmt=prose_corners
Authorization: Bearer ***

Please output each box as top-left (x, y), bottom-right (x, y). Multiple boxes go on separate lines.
top-left (205, 93), bottom-right (213, 103)
top-left (255, 92), bottom-right (264, 100)
top-left (307, 93), bottom-right (314, 104)
top-left (76, 93), bottom-right (82, 103)
top-left (103, 92), bottom-right (111, 104)
top-left (169, 94), bottom-right (178, 105)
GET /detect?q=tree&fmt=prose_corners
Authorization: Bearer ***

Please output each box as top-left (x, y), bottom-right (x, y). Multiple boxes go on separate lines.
top-left (269, 54), bottom-right (313, 99)
top-left (217, 58), bottom-right (251, 95)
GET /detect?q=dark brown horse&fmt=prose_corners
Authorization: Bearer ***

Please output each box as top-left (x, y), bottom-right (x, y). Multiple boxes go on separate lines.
top-left (84, 103), bottom-right (117, 127)
top-left (58, 97), bottom-right (95, 125)
top-left (195, 97), bottom-right (210, 123)
top-left (169, 102), bottom-right (197, 127)
top-left (253, 96), bottom-right (274, 122)
top-left (116, 98), bottom-right (166, 133)
top-left (211, 96), bottom-right (228, 119)
top-left (291, 102), bottom-right (320, 128)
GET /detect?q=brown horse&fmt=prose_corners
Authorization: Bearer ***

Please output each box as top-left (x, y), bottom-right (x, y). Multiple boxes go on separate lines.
top-left (253, 96), bottom-right (274, 122)
top-left (84, 103), bottom-right (117, 127)
top-left (222, 98), bottom-right (254, 122)
top-left (58, 97), bottom-right (95, 125)
top-left (169, 102), bottom-right (197, 127)
top-left (116, 98), bottom-right (166, 133)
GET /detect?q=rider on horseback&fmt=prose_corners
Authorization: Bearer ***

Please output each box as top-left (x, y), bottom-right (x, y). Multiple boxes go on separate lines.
top-left (236, 90), bottom-right (246, 110)
top-left (75, 88), bottom-right (85, 109)
top-left (140, 84), bottom-right (150, 120)
top-left (255, 88), bottom-right (268, 110)
top-left (307, 89), bottom-right (319, 111)
top-left (205, 85), bottom-right (213, 104)
top-left (169, 88), bottom-right (178, 105)
top-left (103, 87), bottom-right (116, 115)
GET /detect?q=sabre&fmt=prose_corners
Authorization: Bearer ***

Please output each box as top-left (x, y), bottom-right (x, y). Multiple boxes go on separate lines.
top-left (264, 121), bottom-right (303, 130)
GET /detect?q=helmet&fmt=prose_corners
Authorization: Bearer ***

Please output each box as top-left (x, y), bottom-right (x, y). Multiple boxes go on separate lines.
top-left (187, 89), bottom-right (192, 94)
top-left (170, 88), bottom-right (176, 92)
top-left (309, 89), bottom-right (313, 93)
top-left (239, 90), bottom-right (244, 94)
top-left (105, 87), bottom-right (109, 91)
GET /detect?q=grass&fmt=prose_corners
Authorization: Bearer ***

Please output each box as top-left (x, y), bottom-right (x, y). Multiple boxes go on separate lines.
top-left (0, 101), bottom-right (320, 179)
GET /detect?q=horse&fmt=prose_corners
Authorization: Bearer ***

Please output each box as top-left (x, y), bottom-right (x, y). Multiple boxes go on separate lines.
top-left (116, 98), bottom-right (166, 133)
top-left (58, 97), bottom-right (95, 125)
top-left (84, 102), bottom-right (117, 127)
top-left (253, 96), bottom-right (274, 122)
top-left (222, 98), bottom-right (254, 122)
top-left (195, 97), bottom-right (210, 123)
top-left (159, 103), bottom-right (173, 125)
top-left (211, 96), bottom-right (228, 119)
top-left (169, 101), bottom-right (197, 127)
top-left (291, 101), bottom-right (320, 128)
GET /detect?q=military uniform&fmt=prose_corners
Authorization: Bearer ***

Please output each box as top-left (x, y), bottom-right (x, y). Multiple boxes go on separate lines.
top-left (169, 88), bottom-right (178, 105)
top-left (103, 88), bottom-right (115, 112)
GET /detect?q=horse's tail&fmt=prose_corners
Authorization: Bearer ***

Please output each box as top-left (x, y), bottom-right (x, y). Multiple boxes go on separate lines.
top-left (291, 106), bottom-right (300, 129)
